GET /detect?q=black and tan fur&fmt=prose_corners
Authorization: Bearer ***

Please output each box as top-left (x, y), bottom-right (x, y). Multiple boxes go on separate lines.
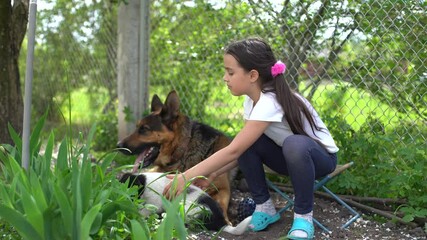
top-left (117, 90), bottom-right (236, 224)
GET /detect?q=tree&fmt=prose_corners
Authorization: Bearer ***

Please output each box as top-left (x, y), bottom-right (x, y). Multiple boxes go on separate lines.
top-left (0, 0), bottom-right (29, 144)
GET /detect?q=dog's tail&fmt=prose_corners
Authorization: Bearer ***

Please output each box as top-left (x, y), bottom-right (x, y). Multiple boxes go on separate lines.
top-left (221, 216), bottom-right (252, 235)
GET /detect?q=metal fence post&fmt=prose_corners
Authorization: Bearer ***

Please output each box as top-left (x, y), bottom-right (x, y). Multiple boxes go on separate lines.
top-left (22, 0), bottom-right (38, 170)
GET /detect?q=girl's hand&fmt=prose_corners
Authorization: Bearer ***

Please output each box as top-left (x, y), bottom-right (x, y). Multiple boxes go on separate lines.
top-left (192, 175), bottom-right (215, 190)
top-left (163, 174), bottom-right (186, 199)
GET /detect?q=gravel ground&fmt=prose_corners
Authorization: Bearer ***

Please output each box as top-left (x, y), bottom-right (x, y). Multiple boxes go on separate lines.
top-left (189, 181), bottom-right (426, 240)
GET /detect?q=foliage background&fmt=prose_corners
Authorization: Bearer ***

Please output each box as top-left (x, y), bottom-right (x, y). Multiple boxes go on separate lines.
top-left (15, 0), bottom-right (427, 225)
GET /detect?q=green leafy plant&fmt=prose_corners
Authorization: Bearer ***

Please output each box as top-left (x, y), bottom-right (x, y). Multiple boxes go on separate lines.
top-left (0, 114), bottom-right (220, 239)
top-left (127, 174), bottom-right (217, 240)
top-left (323, 114), bottom-right (427, 223)
top-left (0, 115), bottom-right (145, 240)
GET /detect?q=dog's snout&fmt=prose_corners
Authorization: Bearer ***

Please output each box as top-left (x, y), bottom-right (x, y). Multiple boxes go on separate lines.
top-left (117, 141), bottom-right (129, 151)
top-left (117, 141), bottom-right (134, 155)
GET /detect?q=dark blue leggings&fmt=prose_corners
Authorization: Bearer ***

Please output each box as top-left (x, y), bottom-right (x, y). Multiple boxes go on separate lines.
top-left (238, 134), bottom-right (337, 214)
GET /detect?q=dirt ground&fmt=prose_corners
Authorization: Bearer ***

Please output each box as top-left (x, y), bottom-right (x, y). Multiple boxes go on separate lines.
top-left (189, 180), bottom-right (426, 240)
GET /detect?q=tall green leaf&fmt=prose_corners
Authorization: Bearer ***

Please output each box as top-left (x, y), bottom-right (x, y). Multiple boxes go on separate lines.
top-left (131, 219), bottom-right (150, 240)
top-left (29, 112), bottom-right (47, 159)
top-left (82, 123), bottom-right (97, 161)
top-left (20, 188), bottom-right (45, 237)
top-left (80, 158), bottom-right (93, 212)
top-left (154, 196), bottom-right (187, 240)
top-left (7, 123), bottom-right (22, 160)
top-left (53, 183), bottom-right (73, 235)
top-left (28, 171), bottom-right (48, 213)
top-left (56, 138), bottom-right (69, 171)
top-left (0, 183), bottom-right (14, 208)
top-left (80, 204), bottom-right (102, 239)
top-left (42, 132), bottom-right (55, 175)
top-left (0, 205), bottom-right (43, 240)
top-left (71, 157), bottom-right (83, 240)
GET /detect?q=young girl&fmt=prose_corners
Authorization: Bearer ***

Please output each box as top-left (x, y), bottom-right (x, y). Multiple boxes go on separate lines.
top-left (163, 37), bottom-right (338, 239)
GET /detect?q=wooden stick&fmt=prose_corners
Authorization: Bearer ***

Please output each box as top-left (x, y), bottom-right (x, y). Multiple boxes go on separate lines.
top-left (270, 184), bottom-right (419, 228)
top-left (336, 197), bottom-right (418, 228)
top-left (269, 182), bottom-right (406, 205)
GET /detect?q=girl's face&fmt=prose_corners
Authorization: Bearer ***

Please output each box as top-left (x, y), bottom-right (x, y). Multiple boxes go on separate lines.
top-left (223, 54), bottom-right (258, 96)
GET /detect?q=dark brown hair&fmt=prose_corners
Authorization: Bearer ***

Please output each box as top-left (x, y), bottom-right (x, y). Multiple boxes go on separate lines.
top-left (224, 37), bottom-right (323, 137)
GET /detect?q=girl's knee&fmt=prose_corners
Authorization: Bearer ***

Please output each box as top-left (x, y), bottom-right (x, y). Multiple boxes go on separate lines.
top-left (282, 135), bottom-right (309, 160)
top-left (283, 135), bottom-right (307, 148)
top-left (282, 135), bottom-right (306, 154)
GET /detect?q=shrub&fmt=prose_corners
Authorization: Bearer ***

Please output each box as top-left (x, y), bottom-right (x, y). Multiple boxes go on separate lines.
top-left (0, 115), bottom-right (214, 239)
top-left (0, 115), bottom-right (145, 239)
top-left (324, 115), bottom-right (427, 223)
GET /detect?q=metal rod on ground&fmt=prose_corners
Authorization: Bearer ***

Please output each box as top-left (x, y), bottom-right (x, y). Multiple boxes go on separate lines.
top-left (22, 0), bottom-right (38, 170)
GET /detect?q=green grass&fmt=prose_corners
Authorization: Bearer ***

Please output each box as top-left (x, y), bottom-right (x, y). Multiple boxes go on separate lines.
top-left (59, 87), bottom-right (110, 125)
top-left (311, 83), bottom-right (418, 132)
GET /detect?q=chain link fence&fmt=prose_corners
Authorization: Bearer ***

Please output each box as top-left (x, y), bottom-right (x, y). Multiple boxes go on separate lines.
top-left (148, 0), bottom-right (426, 145)
top-left (29, 0), bottom-right (425, 163)
top-left (144, 0), bottom-right (426, 213)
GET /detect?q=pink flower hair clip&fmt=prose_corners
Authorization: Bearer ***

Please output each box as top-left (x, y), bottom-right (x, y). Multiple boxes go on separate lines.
top-left (271, 61), bottom-right (286, 78)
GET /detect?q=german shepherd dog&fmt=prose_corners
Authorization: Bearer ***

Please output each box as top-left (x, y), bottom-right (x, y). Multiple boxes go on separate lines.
top-left (117, 90), bottom-right (236, 224)
top-left (119, 172), bottom-right (250, 235)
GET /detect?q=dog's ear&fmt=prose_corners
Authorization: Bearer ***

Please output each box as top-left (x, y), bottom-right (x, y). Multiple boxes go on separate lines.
top-left (119, 173), bottom-right (146, 197)
top-left (161, 91), bottom-right (180, 125)
top-left (119, 173), bottom-right (134, 185)
top-left (119, 173), bottom-right (145, 185)
top-left (151, 94), bottom-right (163, 113)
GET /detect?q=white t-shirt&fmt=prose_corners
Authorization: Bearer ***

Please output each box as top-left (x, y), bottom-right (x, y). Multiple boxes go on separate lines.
top-left (243, 92), bottom-right (339, 153)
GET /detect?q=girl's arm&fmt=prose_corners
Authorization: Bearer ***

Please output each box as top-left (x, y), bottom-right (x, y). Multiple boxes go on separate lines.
top-left (191, 160), bottom-right (238, 190)
top-left (211, 159), bottom-right (238, 178)
top-left (163, 120), bottom-right (270, 198)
